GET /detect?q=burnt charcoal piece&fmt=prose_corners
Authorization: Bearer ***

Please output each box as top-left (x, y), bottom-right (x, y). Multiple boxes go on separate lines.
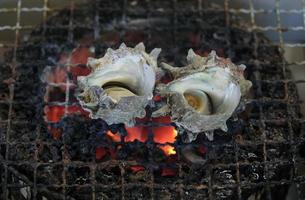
top-left (183, 188), bottom-right (209, 200)
top-left (95, 186), bottom-right (122, 200)
top-left (239, 164), bottom-right (265, 185)
top-left (266, 143), bottom-right (291, 162)
top-left (66, 165), bottom-right (91, 185)
top-left (0, 122), bottom-right (7, 143)
top-left (241, 186), bottom-right (265, 200)
top-left (181, 164), bottom-right (208, 185)
top-left (46, 86), bottom-right (67, 102)
top-left (7, 164), bottom-right (34, 184)
top-left (124, 165), bottom-right (151, 183)
top-left (0, 84), bottom-right (9, 102)
top-left (257, 43), bottom-right (282, 64)
top-left (267, 162), bottom-right (293, 182)
top-left (117, 141), bottom-right (150, 162)
top-left (210, 145), bottom-right (235, 164)
top-left (270, 184), bottom-right (290, 200)
top-left (239, 120), bottom-right (263, 143)
top-left (212, 167), bottom-right (237, 186)
top-left (37, 164), bottom-right (63, 185)
top-left (263, 102), bottom-right (288, 120)
top-left (238, 145), bottom-right (264, 163)
top-left (11, 102), bottom-right (37, 121)
top-left (153, 187), bottom-right (181, 200)
top-left (0, 103), bottom-right (9, 121)
top-left (66, 186), bottom-right (92, 200)
top-left (62, 116), bottom-right (107, 162)
top-left (8, 144), bottom-right (35, 161)
top-left (258, 64), bottom-right (285, 81)
top-left (245, 102), bottom-right (261, 120)
top-left (213, 188), bottom-right (238, 200)
top-left (125, 186), bottom-right (151, 199)
top-left (96, 165), bottom-right (121, 185)
top-left (261, 81), bottom-right (286, 99)
top-left (287, 82), bottom-right (299, 103)
top-left (10, 122), bottom-right (37, 142)
top-left (298, 141), bottom-right (305, 159)
top-left (37, 142), bottom-right (62, 162)
top-left (265, 121), bottom-right (290, 142)
top-left (154, 166), bottom-right (179, 185)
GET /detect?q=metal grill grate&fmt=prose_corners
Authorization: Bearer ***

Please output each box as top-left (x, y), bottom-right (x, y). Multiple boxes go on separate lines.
top-left (0, 0), bottom-right (305, 200)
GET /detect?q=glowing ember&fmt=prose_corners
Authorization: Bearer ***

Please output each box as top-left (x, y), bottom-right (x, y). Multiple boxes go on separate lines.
top-left (161, 167), bottom-right (178, 177)
top-left (44, 105), bottom-right (89, 123)
top-left (130, 165), bottom-right (145, 173)
top-left (125, 126), bottom-right (148, 142)
top-left (47, 126), bottom-right (62, 140)
top-left (96, 147), bottom-right (107, 160)
top-left (158, 145), bottom-right (176, 156)
top-left (153, 126), bottom-right (177, 144)
top-left (106, 130), bottom-right (121, 142)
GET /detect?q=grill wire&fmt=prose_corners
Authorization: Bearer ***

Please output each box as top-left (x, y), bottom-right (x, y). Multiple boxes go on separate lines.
top-left (0, 0), bottom-right (305, 199)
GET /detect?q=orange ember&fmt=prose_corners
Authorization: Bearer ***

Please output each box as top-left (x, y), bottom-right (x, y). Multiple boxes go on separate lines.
top-left (96, 147), bottom-right (107, 160)
top-left (130, 165), bottom-right (145, 173)
top-left (125, 126), bottom-right (148, 142)
top-left (47, 126), bottom-right (62, 140)
top-left (161, 167), bottom-right (178, 177)
top-left (123, 116), bottom-right (177, 156)
top-left (153, 126), bottom-right (177, 144)
top-left (106, 130), bottom-right (121, 142)
top-left (158, 145), bottom-right (176, 156)
top-left (44, 105), bottom-right (89, 123)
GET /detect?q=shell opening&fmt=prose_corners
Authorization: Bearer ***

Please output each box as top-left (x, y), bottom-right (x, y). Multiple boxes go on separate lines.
top-left (183, 90), bottom-right (212, 115)
top-left (103, 82), bottom-right (138, 102)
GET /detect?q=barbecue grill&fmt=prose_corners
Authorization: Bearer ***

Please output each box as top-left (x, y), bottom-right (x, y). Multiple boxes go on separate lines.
top-left (0, 0), bottom-right (305, 200)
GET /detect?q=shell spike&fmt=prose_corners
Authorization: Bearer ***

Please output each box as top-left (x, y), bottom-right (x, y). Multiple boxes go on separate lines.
top-left (207, 50), bottom-right (218, 64)
top-left (238, 64), bottom-right (246, 71)
top-left (87, 57), bottom-right (100, 70)
top-left (150, 48), bottom-right (161, 61)
top-left (106, 47), bottom-right (114, 55)
top-left (160, 62), bottom-right (181, 77)
top-left (119, 42), bottom-right (127, 49)
top-left (135, 42), bottom-right (145, 51)
top-left (219, 123), bottom-right (228, 132)
top-left (187, 48), bottom-right (196, 63)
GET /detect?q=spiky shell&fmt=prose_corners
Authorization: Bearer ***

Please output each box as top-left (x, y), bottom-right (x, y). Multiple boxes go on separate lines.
top-left (77, 43), bottom-right (161, 126)
top-left (153, 50), bottom-right (252, 142)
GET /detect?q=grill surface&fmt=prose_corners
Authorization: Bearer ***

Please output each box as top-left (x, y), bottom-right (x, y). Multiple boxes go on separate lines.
top-left (1, 0), bottom-right (305, 200)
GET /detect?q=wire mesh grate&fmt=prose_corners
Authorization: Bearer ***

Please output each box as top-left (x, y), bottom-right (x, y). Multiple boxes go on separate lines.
top-left (0, 0), bottom-right (305, 200)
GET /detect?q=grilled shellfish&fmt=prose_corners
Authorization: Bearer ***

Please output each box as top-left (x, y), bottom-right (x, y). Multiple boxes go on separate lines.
top-left (153, 50), bottom-right (252, 141)
top-left (77, 43), bottom-right (161, 126)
